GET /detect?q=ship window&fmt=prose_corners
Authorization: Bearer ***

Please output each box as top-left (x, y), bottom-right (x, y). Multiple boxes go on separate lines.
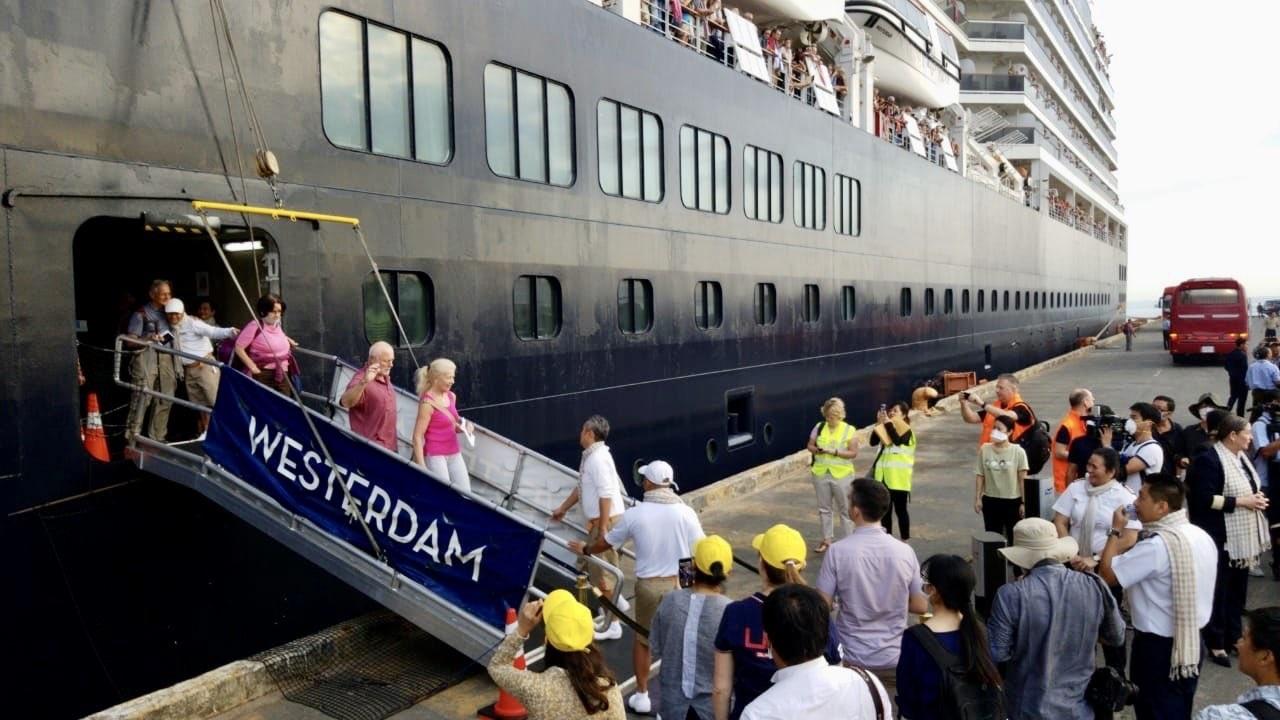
top-left (362, 271), bottom-right (434, 346)
top-left (514, 275), bottom-right (562, 340)
top-left (802, 284), bottom-right (821, 323)
top-left (484, 63), bottom-right (575, 186)
top-left (900, 288), bottom-right (912, 317)
top-left (962, 289), bottom-right (971, 314)
top-left (925, 288), bottom-right (936, 316)
top-left (834, 174), bottom-right (861, 236)
top-left (745, 145), bottom-right (783, 223)
top-left (680, 125), bottom-right (730, 213)
top-left (320, 12), bottom-right (453, 163)
top-left (793, 161), bottom-right (826, 230)
top-left (842, 285), bottom-right (857, 321)
top-left (944, 289), bottom-right (955, 315)
top-left (1032, 292), bottom-right (1038, 310)
top-left (1015, 292), bottom-right (1022, 311)
top-left (977, 289), bottom-right (985, 313)
top-left (618, 278), bottom-right (654, 335)
top-left (1003, 291), bottom-right (1010, 311)
top-left (598, 99), bottom-right (663, 202)
top-left (695, 281), bottom-right (723, 330)
top-left (754, 283), bottom-right (777, 325)
top-left (1040, 291), bottom-right (1046, 308)
top-left (726, 388), bottom-right (755, 449)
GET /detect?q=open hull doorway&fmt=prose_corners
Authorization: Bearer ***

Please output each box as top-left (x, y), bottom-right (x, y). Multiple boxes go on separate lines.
top-left (72, 215), bottom-right (279, 457)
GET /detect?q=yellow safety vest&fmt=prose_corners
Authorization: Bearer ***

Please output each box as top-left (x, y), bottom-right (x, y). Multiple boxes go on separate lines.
top-left (812, 421), bottom-right (856, 479)
top-left (874, 431), bottom-right (917, 491)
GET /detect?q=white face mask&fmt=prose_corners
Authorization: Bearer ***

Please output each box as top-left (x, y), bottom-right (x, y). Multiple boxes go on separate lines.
top-left (990, 429), bottom-right (1009, 443)
top-left (1124, 418), bottom-right (1137, 435)
top-left (263, 316), bottom-right (281, 327)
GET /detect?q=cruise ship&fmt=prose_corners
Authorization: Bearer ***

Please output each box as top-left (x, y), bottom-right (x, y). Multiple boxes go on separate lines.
top-left (0, 0), bottom-right (1125, 715)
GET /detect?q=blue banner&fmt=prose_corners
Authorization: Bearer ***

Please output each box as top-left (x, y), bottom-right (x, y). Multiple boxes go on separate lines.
top-left (204, 370), bottom-right (542, 629)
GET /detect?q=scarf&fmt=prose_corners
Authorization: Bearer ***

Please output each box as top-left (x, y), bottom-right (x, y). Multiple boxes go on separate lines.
top-left (1141, 508), bottom-right (1200, 679)
top-left (1075, 479), bottom-right (1119, 556)
top-left (1213, 442), bottom-right (1271, 568)
top-left (643, 487), bottom-right (682, 504)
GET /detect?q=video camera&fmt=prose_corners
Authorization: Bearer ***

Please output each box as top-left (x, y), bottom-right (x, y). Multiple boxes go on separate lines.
top-left (1092, 405), bottom-right (1126, 433)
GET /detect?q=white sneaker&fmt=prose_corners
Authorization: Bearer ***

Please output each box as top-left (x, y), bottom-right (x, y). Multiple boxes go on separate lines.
top-left (627, 691), bottom-right (651, 714)
top-left (594, 621), bottom-right (622, 641)
top-left (1250, 565), bottom-right (1266, 578)
top-left (614, 593), bottom-right (631, 613)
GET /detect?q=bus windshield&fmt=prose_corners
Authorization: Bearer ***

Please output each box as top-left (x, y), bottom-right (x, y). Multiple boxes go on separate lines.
top-left (1178, 288), bottom-right (1239, 306)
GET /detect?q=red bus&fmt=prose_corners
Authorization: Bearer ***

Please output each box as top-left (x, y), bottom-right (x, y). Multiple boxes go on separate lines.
top-left (1168, 278), bottom-right (1249, 362)
top-left (1160, 285), bottom-right (1176, 349)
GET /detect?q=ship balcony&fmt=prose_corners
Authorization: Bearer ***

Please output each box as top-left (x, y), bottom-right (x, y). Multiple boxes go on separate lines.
top-left (961, 74), bottom-right (1117, 184)
top-left (964, 20), bottom-right (1116, 141)
top-left (1000, 139), bottom-right (1121, 216)
top-left (1028, 0), bottom-right (1115, 103)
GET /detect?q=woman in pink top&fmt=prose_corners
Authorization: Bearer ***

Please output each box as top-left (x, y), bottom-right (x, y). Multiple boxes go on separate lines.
top-left (233, 294), bottom-right (296, 394)
top-left (411, 358), bottom-right (471, 493)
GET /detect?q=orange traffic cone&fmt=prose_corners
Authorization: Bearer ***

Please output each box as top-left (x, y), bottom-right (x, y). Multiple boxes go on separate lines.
top-left (477, 607), bottom-right (528, 720)
top-left (83, 392), bottom-right (110, 462)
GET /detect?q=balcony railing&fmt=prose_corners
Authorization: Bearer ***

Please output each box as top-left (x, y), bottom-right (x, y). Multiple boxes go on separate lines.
top-left (961, 73), bottom-right (1026, 92)
top-left (964, 20), bottom-right (1025, 41)
top-left (1031, 0), bottom-right (1112, 103)
top-left (1023, 29), bottom-right (1118, 148)
top-left (928, 0), bottom-right (967, 24)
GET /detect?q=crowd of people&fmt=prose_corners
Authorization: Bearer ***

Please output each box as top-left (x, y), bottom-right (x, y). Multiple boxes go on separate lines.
top-left (872, 91), bottom-right (958, 171)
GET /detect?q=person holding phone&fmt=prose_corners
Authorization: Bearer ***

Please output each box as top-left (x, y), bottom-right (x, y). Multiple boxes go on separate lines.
top-left (871, 401), bottom-right (916, 540)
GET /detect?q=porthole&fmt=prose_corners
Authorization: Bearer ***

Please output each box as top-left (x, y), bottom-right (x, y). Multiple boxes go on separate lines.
top-left (763, 422), bottom-right (775, 445)
top-left (705, 439), bottom-right (719, 463)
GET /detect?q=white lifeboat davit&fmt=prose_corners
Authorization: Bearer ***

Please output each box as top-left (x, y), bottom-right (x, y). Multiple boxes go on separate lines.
top-left (845, 0), bottom-right (960, 108)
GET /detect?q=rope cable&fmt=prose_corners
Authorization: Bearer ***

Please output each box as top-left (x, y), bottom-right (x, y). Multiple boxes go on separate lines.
top-left (195, 209), bottom-right (385, 561)
top-left (353, 225), bottom-right (421, 370)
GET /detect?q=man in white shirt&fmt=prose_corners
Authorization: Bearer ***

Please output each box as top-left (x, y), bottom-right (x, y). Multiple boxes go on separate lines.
top-left (1100, 473), bottom-right (1218, 720)
top-left (741, 584), bottom-right (890, 720)
top-left (551, 415), bottom-right (629, 639)
top-left (571, 460), bottom-right (704, 715)
top-left (1120, 403), bottom-right (1165, 494)
top-left (164, 298), bottom-right (237, 437)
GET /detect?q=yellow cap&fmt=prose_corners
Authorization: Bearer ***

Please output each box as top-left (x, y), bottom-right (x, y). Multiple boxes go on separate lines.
top-left (751, 524), bottom-right (807, 570)
top-left (693, 535), bottom-right (733, 576)
top-left (542, 589), bottom-right (594, 653)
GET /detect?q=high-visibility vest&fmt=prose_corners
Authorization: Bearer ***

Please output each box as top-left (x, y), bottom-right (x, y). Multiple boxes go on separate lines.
top-left (874, 432), bottom-right (917, 491)
top-left (979, 394), bottom-right (1032, 445)
top-left (811, 421), bottom-right (856, 479)
top-left (1052, 412), bottom-right (1088, 493)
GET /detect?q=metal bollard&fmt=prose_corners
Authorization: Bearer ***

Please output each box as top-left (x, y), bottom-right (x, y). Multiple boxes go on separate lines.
top-left (1023, 475), bottom-right (1057, 521)
top-left (972, 531), bottom-right (1009, 620)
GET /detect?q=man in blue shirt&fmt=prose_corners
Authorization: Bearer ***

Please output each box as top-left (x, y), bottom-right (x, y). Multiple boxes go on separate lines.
top-left (1196, 607), bottom-right (1280, 719)
top-left (1248, 346), bottom-right (1280, 409)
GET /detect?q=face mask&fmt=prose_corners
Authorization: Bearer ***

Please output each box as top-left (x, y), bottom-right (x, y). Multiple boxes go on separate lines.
top-left (1124, 418), bottom-right (1137, 435)
top-left (990, 430), bottom-right (1009, 443)
top-left (263, 316), bottom-right (281, 326)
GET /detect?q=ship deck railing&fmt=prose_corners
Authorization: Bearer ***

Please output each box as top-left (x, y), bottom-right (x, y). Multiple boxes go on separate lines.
top-left (108, 334), bottom-right (635, 663)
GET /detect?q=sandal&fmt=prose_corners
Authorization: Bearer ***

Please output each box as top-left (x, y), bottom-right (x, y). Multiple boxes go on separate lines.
top-left (815, 540), bottom-right (831, 554)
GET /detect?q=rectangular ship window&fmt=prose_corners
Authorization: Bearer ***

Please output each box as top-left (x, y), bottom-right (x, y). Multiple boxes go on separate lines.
top-left (363, 271), bottom-right (434, 346)
top-left (484, 63), bottom-right (575, 186)
top-left (842, 285), bottom-right (856, 321)
top-left (319, 11), bottom-right (453, 163)
top-left (793, 161), bottom-right (826, 230)
top-left (834, 174), bottom-right (861, 236)
top-left (618, 278), bottom-right (654, 335)
top-left (962, 289), bottom-right (971, 314)
top-left (802, 284), bottom-right (820, 323)
top-left (514, 275), bottom-right (562, 340)
top-left (944, 289), bottom-right (954, 315)
top-left (925, 288), bottom-right (936, 316)
top-left (726, 388), bottom-right (755, 449)
top-left (900, 288), bottom-right (912, 317)
top-left (598, 99), bottom-right (663, 202)
top-left (695, 281), bottom-right (723, 330)
top-left (754, 283), bottom-right (777, 325)
top-left (680, 125), bottom-right (730, 213)
top-left (745, 145), bottom-right (783, 223)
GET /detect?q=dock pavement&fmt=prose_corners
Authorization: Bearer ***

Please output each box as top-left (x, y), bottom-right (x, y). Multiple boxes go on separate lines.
top-left (190, 321), bottom-right (1278, 720)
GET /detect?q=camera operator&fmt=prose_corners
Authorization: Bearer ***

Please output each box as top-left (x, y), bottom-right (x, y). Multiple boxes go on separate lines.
top-left (1065, 407), bottom-right (1118, 485)
top-left (1251, 391), bottom-right (1280, 580)
top-left (959, 374), bottom-right (1035, 447)
top-left (1120, 403), bottom-right (1165, 495)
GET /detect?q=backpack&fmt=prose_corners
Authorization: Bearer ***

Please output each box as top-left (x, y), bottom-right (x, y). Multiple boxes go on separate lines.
top-left (907, 624), bottom-right (1004, 720)
top-left (1011, 402), bottom-right (1052, 475)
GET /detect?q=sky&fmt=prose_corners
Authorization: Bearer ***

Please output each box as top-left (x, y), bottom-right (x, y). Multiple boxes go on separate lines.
top-left (1094, 0), bottom-right (1280, 306)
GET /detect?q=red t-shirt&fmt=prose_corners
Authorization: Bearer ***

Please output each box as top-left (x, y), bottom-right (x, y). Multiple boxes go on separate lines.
top-left (345, 368), bottom-right (398, 452)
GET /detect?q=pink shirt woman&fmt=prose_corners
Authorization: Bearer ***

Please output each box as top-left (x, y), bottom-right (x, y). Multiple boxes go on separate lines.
top-left (411, 358), bottom-right (472, 493)
top-left (233, 294), bottom-right (295, 393)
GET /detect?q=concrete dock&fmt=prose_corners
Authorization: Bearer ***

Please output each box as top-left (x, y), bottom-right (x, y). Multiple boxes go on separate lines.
top-left (108, 321), bottom-right (1278, 720)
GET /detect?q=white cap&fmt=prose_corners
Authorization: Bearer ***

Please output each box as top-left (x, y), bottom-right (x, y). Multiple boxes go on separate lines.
top-left (638, 460), bottom-right (677, 490)
top-left (164, 299), bottom-right (185, 314)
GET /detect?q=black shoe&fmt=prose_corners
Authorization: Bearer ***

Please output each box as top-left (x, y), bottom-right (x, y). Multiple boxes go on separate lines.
top-left (1209, 651), bottom-right (1232, 668)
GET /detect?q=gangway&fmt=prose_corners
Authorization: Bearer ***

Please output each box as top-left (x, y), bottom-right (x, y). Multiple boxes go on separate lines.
top-left (111, 336), bottom-right (630, 665)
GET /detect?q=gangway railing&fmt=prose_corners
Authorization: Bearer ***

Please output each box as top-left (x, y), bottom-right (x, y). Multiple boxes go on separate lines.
top-left (110, 336), bottom-right (627, 662)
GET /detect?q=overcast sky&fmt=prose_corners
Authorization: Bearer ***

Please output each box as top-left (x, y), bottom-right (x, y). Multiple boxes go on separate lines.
top-left (1095, 0), bottom-right (1280, 306)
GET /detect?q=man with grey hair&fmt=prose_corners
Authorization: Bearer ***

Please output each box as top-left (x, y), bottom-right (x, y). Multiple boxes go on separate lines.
top-left (340, 341), bottom-right (398, 452)
top-left (125, 279), bottom-right (180, 442)
top-left (959, 373), bottom-right (1035, 446)
top-left (552, 415), bottom-right (630, 640)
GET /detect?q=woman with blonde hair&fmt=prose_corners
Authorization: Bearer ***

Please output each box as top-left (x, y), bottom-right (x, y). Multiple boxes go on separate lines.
top-left (411, 358), bottom-right (472, 492)
top-left (711, 524), bottom-right (813, 720)
top-left (806, 397), bottom-right (858, 553)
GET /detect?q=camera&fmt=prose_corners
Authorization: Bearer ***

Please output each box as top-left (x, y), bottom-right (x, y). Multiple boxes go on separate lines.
top-left (1093, 405), bottom-right (1126, 433)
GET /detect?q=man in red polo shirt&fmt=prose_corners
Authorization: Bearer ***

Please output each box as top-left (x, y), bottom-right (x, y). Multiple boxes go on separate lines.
top-left (340, 341), bottom-right (399, 452)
